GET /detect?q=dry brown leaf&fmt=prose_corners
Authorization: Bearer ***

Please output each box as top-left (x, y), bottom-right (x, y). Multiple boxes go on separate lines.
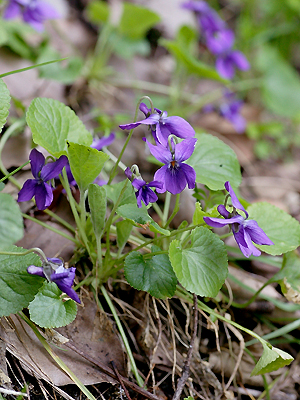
top-left (0, 300), bottom-right (125, 386)
top-left (227, 265), bottom-right (282, 301)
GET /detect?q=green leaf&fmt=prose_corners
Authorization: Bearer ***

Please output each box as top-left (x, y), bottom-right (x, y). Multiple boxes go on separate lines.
top-left (29, 282), bottom-right (77, 328)
top-left (116, 220), bottom-right (133, 253)
top-left (119, 3), bottom-right (160, 40)
top-left (188, 133), bottom-right (242, 190)
top-left (251, 343), bottom-right (293, 376)
top-left (1, 20), bottom-right (35, 59)
top-left (256, 45), bottom-right (300, 118)
top-left (0, 79), bottom-right (10, 133)
top-left (0, 193), bottom-right (24, 246)
top-left (176, 25), bottom-right (197, 50)
top-left (124, 246), bottom-right (177, 299)
top-left (117, 203), bottom-right (170, 236)
top-left (192, 202), bottom-right (219, 226)
top-left (111, 35), bottom-right (150, 60)
top-left (37, 47), bottom-right (83, 84)
top-left (160, 39), bottom-right (227, 82)
top-left (26, 98), bottom-right (93, 157)
top-left (169, 227), bottom-right (228, 297)
top-left (247, 202), bottom-right (300, 255)
top-left (67, 142), bottom-right (109, 192)
top-left (86, 0), bottom-right (110, 24)
top-left (0, 22), bottom-right (8, 46)
top-left (88, 184), bottom-right (107, 239)
top-left (0, 246), bottom-right (44, 317)
top-left (105, 180), bottom-right (136, 207)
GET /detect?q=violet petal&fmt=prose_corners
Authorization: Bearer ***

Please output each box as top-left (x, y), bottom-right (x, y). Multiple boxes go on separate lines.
top-left (34, 182), bottom-right (53, 210)
top-left (225, 181), bottom-right (248, 217)
top-left (244, 220), bottom-right (274, 246)
top-left (27, 265), bottom-right (45, 277)
top-left (40, 155), bottom-right (68, 181)
top-left (18, 179), bottom-right (38, 202)
top-left (174, 138), bottom-right (197, 162)
top-left (30, 148), bottom-right (45, 179)
top-left (144, 138), bottom-right (171, 164)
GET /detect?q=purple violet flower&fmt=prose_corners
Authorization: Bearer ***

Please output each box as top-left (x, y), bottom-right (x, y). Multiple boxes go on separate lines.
top-left (182, 1), bottom-right (225, 33)
top-left (119, 103), bottom-right (195, 147)
top-left (144, 137), bottom-right (197, 195)
top-left (182, 0), bottom-right (250, 79)
top-left (18, 148), bottom-right (68, 210)
top-left (125, 167), bottom-right (163, 208)
top-left (27, 258), bottom-right (80, 303)
top-left (219, 93), bottom-right (246, 133)
top-left (203, 181), bottom-right (274, 258)
top-left (91, 132), bottom-right (115, 150)
top-left (4, 0), bottom-right (60, 32)
top-left (215, 50), bottom-right (250, 80)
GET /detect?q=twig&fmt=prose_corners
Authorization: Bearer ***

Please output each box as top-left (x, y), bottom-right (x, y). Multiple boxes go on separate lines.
top-left (172, 294), bottom-right (198, 400)
top-left (224, 322), bottom-right (245, 391)
top-left (110, 360), bottom-right (132, 400)
top-left (64, 341), bottom-right (160, 400)
top-left (0, 388), bottom-right (28, 396)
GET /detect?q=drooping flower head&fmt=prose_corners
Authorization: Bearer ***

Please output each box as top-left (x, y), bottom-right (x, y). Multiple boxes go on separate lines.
top-left (27, 258), bottom-right (80, 303)
top-left (203, 181), bottom-right (274, 257)
top-left (18, 148), bottom-right (68, 210)
top-left (119, 103), bottom-right (195, 147)
top-left (144, 137), bottom-right (197, 195)
top-left (4, 0), bottom-right (60, 32)
top-left (125, 166), bottom-right (163, 208)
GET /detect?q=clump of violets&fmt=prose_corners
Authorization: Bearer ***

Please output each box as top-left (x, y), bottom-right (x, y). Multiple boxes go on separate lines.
top-left (27, 258), bottom-right (80, 303)
top-left (18, 148), bottom-right (68, 210)
top-left (4, 0), bottom-right (59, 32)
top-left (203, 181), bottom-right (274, 257)
top-left (125, 165), bottom-right (163, 208)
top-left (144, 137), bottom-right (197, 195)
top-left (182, 0), bottom-right (250, 79)
top-left (119, 103), bottom-right (195, 147)
top-left (203, 91), bottom-right (246, 134)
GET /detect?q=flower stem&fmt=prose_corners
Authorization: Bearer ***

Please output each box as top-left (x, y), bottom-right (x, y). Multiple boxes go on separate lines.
top-left (44, 209), bottom-right (76, 234)
top-left (107, 96), bottom-right (153, 184)
top-left (100, 285), bottom-right (144, 387)
top-left (164, 193), bottom-right (180, 229)
top-left (152, 201), bottom-right (164, 222)
top-left (103, 148), bottom-right (127, 172)
top-left (21, 213), bottom-right (78, 244)
top-left (0, 160), bottom-right (29, 183)
top-left (79, 189), bottom-right (87, 229)
top-left (0, 247), bottom-right (48, 263)
top-left (162, 191), bottom-right (171, 226)
top-left (103, 179), bottom-right (128, 270)
top-left (60, 169), bottom-right (92, 257)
